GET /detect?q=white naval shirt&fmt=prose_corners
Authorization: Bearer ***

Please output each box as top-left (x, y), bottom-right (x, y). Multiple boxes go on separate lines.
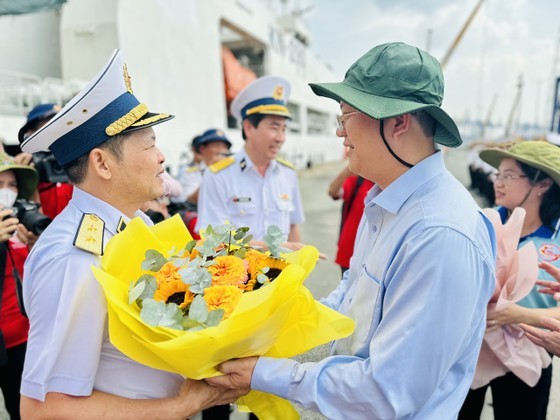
top-left (196, 148), bottom-right (304, 240)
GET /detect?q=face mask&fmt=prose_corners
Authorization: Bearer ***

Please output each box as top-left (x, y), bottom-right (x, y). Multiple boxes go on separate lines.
top-left (0, 188), bottom-right (18, 209)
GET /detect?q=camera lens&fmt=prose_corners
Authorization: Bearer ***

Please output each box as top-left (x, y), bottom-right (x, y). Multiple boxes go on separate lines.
top-left (22, 212), bottom-right (51, 235)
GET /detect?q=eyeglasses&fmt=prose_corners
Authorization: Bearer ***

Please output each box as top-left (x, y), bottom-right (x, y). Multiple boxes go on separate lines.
top-left (490, 172), bottom-right (528, 183)
top-left (335, 111), bottom-right (359, 131)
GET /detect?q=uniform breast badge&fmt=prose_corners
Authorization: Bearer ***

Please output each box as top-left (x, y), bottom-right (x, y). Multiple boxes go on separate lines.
top-left (73, 213), bottom-right (105, 255)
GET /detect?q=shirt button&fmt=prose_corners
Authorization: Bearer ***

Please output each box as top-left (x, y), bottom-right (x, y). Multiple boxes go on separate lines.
top-left (372, 226), bottom-right (377, 233)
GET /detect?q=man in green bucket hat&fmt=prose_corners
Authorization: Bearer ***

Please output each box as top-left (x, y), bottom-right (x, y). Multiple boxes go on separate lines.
top-left (207, 42), bottom-right (497, 418)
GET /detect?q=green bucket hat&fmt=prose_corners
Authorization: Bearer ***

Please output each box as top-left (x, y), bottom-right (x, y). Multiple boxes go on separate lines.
top-left (0, 152), bottom-right (39, 200)
top-left (479, 140), bottom-right (560, 186)
top-left (309, 42), bottom-right (462, 147)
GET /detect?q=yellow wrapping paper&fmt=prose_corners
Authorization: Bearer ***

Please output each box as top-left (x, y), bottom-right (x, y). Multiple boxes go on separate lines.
top-left (93, 215), bottom-right (355, 419)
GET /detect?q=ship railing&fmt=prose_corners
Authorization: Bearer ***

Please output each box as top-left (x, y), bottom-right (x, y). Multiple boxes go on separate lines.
top-left (0, 69), bottom-right (85, 116)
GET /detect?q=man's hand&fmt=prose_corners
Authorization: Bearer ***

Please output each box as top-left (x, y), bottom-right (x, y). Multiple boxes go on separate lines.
top-left (205, 357), bottom-right (258, 390)
top-left (175, 378), bottom-right (250, 415)
top-left (14, 152), bottom-right (34, 166)
top-left (16, 223), bottom-right (39, 248)
top-left (0, 209), bottom-right (18, 243)
top-left (520, 317), bottom-right (560, 357)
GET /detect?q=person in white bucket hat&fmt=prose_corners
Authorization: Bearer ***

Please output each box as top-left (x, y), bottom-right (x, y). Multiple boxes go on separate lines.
top-left (19, 50), bottom-right (247, 418)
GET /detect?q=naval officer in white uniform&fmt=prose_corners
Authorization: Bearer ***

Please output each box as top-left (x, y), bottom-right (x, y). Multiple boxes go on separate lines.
top-left (196, 76), bottom-right (304, 242)
top-left (18, 50), bottom-right (247, 419)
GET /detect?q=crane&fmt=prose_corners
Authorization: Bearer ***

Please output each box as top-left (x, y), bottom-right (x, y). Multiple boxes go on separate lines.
top-left (440, 0), bottom-right (485, 70)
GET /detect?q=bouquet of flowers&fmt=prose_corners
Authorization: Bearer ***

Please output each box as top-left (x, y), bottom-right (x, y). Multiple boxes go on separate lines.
top-left (93, 215), bottom-right (354, 419)
top-left (472, 207), bottom-right (550, 389)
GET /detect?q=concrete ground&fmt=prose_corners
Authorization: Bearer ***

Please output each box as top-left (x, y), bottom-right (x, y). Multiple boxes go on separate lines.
top-left (2, 147), bottom-right (559, 419)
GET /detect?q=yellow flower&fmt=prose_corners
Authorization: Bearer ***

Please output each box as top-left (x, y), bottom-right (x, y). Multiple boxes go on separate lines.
top-left (203, 285), bottom-right (242, 319)
top-left (245, 249), bottom-right (269, 280)
top-left (208, 255), bottom-right (248, 286)
top-left (154, 280), bottom-right (194, 309)
top-left (255, 256), bottom-right (290, 284)
top-left (239, 276), bottom-right (257, 292)
top-left (155, 261), bottom-right (182, 285)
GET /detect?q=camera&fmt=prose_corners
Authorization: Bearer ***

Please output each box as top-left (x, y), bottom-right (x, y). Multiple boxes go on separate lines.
top-left (5, 199), bottom-right (52, 235)
top-left (32, 151), bottom-right (69, 183)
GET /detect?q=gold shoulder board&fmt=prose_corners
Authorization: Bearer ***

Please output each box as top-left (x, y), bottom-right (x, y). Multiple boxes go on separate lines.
top-left (73, 213), bottom-right (105, 255)
top-left (276, 157), bottom-right (295, 170)
top-left (208, 156), bottom-right (235, 173)
top-left (186, 166), bottom-right (201, 173)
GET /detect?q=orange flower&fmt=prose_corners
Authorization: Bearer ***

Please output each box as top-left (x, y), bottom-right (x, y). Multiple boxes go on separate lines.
top-left (154, 280), bottom-right (195, 310)
top-left (155, 261), bottom-right (182, 285)
top-left (203, 285), bottom-right (242, 319)
top-left (208, 255), bottom-right (248, 286)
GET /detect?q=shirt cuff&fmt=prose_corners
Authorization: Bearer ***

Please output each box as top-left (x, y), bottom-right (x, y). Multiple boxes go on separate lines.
top-left (251, 357), bottom-right (298, 399)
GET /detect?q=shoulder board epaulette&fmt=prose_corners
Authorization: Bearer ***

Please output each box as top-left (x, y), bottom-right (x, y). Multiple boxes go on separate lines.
top-left (186, 165), bottom-right (201, 173)
top-left (276, 157), bottom-right (295, 170)
top-left (73, 213), bottom-right (105, 255)
top-left (209, 156), bottom-right (235, 173)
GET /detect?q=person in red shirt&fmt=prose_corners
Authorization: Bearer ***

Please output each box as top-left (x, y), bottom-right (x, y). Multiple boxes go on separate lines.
top-left (14, 104), bottom-right (73, 245)
top-left (0, 152), bottom-right (39, 420)
top-left (329, 165), bottom-right (374, 273)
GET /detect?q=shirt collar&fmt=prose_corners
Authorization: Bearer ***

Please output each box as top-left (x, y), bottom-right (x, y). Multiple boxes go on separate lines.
top-left (239, 147), bottom-right (278, 172)
top-left (71, 187), bottom-right (151, 234)
top-left (498, 206), bottom-right (555, 241)
top-left (368, 151), bottom-right (445, 215)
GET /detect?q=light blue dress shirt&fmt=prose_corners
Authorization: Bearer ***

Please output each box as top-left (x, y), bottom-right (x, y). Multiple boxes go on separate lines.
top-left (251, 151), bottom-right (497, 419)
top-left (196, 148), bottom-right (304, 240)
top-left (21, 187), bottom-right (183, 402)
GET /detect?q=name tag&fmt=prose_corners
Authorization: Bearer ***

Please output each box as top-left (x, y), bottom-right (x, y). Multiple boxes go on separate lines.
top-left (233, 196), bottom-right (252, 203)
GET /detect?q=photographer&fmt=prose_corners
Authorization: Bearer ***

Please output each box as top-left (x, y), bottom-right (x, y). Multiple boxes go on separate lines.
top-left (15, 104), bottom-right (73, 246)
top-left (0, 152), bottom-right (39, 420)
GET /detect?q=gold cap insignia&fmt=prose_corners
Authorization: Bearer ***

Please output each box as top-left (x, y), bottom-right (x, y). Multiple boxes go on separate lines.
top-left (123, 63), bottom-right (133, 94)
top-left (73, 213), bottom-right (105, 255)
top-left (272, 85), bottom-right (284, 100)
top-left (216, 130), bottom-right (224, 136)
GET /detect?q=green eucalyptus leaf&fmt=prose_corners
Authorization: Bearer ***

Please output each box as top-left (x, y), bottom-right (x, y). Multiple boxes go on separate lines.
top-left (140, 299), bottom-right (184, 330)
top-left (188, 295), bottom-right (209, 323)
top-left (141, 249), bottom-right (168, 272)
top-left (182, 318), bottom-right (203, 330)
top-left (234, 248), bottom-right (247, 258)
top-left (160, 304), bottom-right (185, 330)
top-left (136, 274), bottom-right (157, 300)
top-left (188, 325), bottom-right (205, 332)
top-left (129, 281), bottom-right (145, 304)
top-left (139, 299), bottom-right (167, 326)
top-left (185, 240), bottom-right (197, 253)
top-left (206, 309), bottom-right (225, 327)
top-left (257, 273), bottom-right (269, 284)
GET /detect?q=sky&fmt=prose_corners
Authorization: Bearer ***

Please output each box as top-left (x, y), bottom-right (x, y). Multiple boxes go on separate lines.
top-left (297, 0), bottom-right (560, 133)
